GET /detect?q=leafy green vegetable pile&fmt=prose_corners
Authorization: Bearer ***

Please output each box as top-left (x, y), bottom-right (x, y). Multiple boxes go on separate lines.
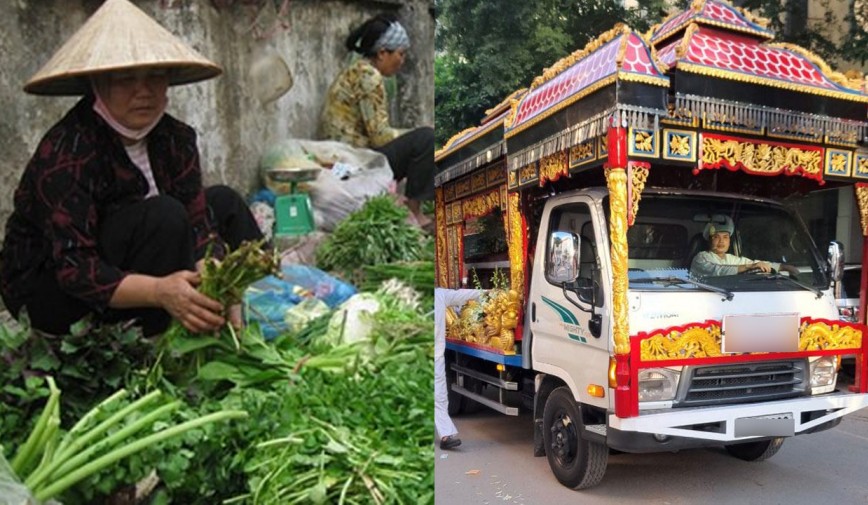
top-left (316, 195), bottom-right (427, 274)
top-left (0, 237), bottom-right (435, 503)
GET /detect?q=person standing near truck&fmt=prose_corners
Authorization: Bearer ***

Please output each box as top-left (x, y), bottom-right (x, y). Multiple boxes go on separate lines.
top-left (435, 287), bottom-right (483, 450)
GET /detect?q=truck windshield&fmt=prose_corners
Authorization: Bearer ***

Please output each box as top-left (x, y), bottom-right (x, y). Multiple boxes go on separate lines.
top-left (603, 195), bottom-right (828, 293)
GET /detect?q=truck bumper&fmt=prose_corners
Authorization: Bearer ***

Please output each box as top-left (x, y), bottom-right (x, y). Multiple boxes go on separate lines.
top-left (607, 392), bottom-right (868, 443)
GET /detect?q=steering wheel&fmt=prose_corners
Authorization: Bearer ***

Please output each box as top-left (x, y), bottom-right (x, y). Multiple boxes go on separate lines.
top-left (738, 267), bottom-right (776, 275)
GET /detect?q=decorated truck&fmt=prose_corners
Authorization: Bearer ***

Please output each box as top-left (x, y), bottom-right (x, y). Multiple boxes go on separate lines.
top-left (434, 0), bottom-right (868, 490)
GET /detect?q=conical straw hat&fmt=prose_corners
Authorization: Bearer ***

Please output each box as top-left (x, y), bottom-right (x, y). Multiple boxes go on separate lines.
top-left (25, 0), bottom-right (222, 95)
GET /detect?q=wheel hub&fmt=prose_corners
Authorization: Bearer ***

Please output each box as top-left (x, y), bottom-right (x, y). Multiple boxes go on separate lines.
top-left (550, 411), bottom-right (577, 465)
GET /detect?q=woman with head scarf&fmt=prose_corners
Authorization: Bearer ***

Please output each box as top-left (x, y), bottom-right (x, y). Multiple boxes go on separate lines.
top-left (0, 0), bottom-right (263, 337)
top-left (320, 13), bottom-right (435, 230)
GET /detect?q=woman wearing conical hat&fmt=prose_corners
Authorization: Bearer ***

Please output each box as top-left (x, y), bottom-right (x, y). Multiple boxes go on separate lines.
top-left (319, 13), bottom-right (435, 231)
top-left (0, 0), bottom-right (262, 337)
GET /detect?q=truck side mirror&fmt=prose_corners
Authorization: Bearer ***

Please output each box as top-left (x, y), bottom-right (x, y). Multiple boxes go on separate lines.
top-left (828, 241), bottom-right (844, 283)
top-left (547, 231), bottom-right (580, 284)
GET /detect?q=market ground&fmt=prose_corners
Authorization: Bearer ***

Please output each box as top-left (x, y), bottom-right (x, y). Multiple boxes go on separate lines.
top-left (434, 371), bottom-right (868, 505)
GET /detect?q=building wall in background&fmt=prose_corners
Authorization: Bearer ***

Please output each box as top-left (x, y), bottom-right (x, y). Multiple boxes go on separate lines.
top-left (0, 0), bottom-right (434, 238)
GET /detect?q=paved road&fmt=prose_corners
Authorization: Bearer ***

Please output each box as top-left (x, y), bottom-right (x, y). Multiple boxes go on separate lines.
top-left (435, 374), bottom-right (868, 505)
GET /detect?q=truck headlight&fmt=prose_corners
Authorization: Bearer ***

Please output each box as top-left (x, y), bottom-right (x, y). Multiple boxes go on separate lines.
top-left (809, 356), bottom-right (837, 394)
top-left (638, 368), bottom-right (680, 402)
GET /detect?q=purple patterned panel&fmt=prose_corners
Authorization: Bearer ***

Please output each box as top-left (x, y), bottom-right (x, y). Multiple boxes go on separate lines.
top-left (510, 37), bottom-right (621, 131)
top-left (652, 8), bottom-right (697, 43)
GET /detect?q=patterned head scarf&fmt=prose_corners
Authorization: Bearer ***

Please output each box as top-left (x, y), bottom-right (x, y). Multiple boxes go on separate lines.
top-left (373, 21), bottom-right (410, 52)
top-left (703, 215), bottom-right (735, 241)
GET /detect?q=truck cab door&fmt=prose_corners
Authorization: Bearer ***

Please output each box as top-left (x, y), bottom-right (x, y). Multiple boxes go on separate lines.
top-left (530, 197), bottom-right (610, 407)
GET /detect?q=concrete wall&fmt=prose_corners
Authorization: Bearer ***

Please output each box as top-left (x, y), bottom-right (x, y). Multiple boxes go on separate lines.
top-left (0, 0), bottom-right (433, 238)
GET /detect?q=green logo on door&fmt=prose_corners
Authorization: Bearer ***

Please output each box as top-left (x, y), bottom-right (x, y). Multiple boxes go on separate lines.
top-left (541, 296), bottom-right (587, 343)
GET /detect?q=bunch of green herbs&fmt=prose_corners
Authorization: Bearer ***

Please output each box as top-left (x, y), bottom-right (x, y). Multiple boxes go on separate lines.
top-left (316, 195), bottom-right (426, 275)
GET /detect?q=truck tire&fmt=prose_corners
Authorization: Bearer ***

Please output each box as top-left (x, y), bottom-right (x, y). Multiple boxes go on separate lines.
top-left (542, 387), bottom-right (608, 489)
top-left (725, 437), bottom-right (785, 461)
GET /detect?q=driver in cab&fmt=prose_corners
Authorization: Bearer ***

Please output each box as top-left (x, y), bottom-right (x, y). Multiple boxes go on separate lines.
top-left (690, 217), bottom-right (800, 277)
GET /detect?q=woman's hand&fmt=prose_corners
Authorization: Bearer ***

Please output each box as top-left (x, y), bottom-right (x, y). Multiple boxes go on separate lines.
top-left (196, 259), bottom-right (244, 330)
top-left (228, 304), bottom-right (243, 330)
top-left (157, 271), bottom-right (225, 333)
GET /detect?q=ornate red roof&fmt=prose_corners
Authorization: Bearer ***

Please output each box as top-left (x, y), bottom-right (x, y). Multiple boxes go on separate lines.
top-left (661, 26), bottom-right (868, 102)
top-left (651, 0), bottom-right (773, 44)
top-left (506, 27), bottom-right (668, 135)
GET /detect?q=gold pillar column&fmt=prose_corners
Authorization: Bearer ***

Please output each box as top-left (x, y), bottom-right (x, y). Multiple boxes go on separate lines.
top-left (435, 187), bottom-right (448, 288)
top-left (606, 167), bottom-right (630, 355)
top-left (507, 192), bottom-right (525, 301)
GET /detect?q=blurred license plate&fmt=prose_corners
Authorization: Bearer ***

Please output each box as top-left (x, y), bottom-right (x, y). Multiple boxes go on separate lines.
top-left (722, 313), bottom-right (799, 353)
top-left (734, 413), bottom-right (794, 437)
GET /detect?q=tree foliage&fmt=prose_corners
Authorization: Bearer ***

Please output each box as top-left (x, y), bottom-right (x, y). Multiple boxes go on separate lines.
top-left (435, 0), bottom-right (868, 149)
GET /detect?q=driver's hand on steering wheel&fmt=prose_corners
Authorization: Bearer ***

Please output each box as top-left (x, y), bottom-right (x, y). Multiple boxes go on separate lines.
top-left (748, 261), bottom-right (772, 273)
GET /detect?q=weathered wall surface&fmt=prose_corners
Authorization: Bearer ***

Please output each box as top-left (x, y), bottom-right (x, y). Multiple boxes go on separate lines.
top-left (0, 0), bottom-right (434, 237)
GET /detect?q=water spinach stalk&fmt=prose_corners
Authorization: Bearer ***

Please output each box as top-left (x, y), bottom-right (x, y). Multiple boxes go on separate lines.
top-left (8, 377), bottom-right (247, 502)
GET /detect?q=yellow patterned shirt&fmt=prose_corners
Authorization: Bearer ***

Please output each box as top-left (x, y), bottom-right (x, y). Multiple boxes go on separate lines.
top-left (319, 59), bottom-right (400, 149)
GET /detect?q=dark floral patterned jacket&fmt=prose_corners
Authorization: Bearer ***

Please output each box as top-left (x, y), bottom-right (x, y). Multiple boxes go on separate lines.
top-left (0, 95), bottom-right (219, 314)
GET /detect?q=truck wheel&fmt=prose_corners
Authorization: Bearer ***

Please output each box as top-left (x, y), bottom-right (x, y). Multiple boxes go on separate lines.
top-left (542, 387), bottom-right (608, 489)
top-left (725, 437), bottom-right (785, 461)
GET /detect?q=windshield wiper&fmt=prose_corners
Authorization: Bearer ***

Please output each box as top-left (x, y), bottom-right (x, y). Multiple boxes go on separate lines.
top-left (630, 276), bottom-right (734, 301)
top-left (747, 273), bottom-right (822, 299)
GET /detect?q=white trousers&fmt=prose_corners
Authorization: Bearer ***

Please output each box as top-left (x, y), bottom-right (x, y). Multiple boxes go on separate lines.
top-left (434, 355), bottom-right (458, 438)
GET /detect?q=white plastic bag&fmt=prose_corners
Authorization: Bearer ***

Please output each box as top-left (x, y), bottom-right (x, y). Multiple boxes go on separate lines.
top-left (260, 140), bottom-right (394, 231)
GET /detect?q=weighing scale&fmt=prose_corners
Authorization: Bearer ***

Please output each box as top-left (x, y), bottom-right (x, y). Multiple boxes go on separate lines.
top-left (265, 166), bottom-right (321, 237)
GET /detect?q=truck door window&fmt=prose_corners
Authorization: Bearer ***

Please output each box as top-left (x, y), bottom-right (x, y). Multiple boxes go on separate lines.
top-left (546, 203), bottom-right (603, 307)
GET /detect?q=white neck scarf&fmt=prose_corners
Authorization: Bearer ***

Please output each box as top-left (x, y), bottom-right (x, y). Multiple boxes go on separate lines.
top-left (92, 87), bottom-right (167, 142)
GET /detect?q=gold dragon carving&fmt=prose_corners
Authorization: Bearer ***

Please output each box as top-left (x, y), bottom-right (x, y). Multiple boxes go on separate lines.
top-left (570, 142), bottom-right (594, 165)
top-left (701, 137), bottom-right (822, 177)
top-left (507, 192), bottom-right (525, 303)
top-left (799, 321), bottom-right (862, 351)
top-left (639, 320), bottom-right (863, 361)
top-left (607, 167), bottom-right (630, 355)
top-left (641, 325), bottom-right (724, 361)
top-left (856, 185), bottom-right (868, 237)
top-left (629, 164), bottom-right (649, 226)
top-left (462, 190), bottom-right (501, 220)
top-left (539, 150), bottom-right (567, 186)
top-left (435, 188), bottom-right (448, 288)
top-left (519, 163), bottom-right (538, 183)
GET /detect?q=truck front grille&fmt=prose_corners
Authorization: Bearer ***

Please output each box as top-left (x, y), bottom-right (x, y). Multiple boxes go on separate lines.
top-left (679, 360), bottom-right (806, 407)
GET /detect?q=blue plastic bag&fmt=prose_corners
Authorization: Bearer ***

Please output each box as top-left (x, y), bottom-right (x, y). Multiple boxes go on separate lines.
top-left (244, 265), bottom-right (355, 339)
top-left (279, 265), bottom-right (356, 308)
